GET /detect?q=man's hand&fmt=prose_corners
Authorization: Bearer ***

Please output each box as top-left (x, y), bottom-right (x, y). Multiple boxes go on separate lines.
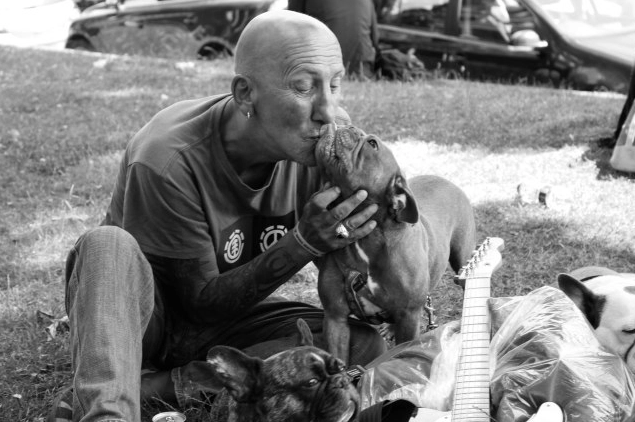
top-left (296, 184), bottom-right (378, 254)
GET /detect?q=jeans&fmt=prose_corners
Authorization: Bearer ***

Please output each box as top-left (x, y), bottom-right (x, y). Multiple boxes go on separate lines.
top-left (65, 226), bottom-right (386, 421)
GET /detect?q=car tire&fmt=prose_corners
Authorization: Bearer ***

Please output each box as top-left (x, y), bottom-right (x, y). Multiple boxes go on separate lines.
top-left (66, 38), bottom-right (96, 52)
top-left (198, 44), bottom-right (231, 61)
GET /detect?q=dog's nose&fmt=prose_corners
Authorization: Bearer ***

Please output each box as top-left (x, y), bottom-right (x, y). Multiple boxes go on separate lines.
top-left (320, 123), bottom-right (336, 137)
top-left (335, 126), bottom-right (358, 149)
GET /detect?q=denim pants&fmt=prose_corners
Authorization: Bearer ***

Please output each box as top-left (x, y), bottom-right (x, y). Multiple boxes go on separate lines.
top-left (64, 226), bottom-right (386, 421)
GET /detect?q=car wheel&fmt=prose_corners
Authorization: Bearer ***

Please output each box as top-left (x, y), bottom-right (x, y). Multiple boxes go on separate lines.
top-left (66, 38), bottom-right (96, 52)
top-left (593, 84), bottom-right (610, 92)
top-left (198, 44), bottom-right (231, 61)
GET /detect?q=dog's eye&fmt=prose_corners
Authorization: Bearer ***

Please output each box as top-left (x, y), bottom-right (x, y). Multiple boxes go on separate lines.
top-left (366, 138), bottom-right (379, 150)
top-left (305, 378), bottom-right (319, 387)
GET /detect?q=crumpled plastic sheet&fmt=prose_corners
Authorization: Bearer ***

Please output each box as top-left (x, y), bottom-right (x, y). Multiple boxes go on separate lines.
top-left (358, 286), bottom-right (635, 421)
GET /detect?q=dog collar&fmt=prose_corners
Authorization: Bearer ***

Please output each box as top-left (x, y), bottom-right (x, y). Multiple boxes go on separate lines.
top-left (345, 270), bottom-right (394, 325)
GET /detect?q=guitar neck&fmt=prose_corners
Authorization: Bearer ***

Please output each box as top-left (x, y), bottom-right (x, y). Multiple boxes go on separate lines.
top-left (451, 237), bottom-right (504, 422)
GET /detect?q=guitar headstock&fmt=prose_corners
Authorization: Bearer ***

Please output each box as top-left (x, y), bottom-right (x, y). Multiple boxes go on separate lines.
top-left (454, 237), bottom-right (505, 287)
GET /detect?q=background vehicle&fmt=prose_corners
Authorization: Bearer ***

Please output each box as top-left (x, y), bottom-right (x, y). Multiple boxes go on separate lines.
top-left (66, 0), bottom-right (287, 60)
top-left (0, 0), bottom-right (79, 49)
top-left (376, 0), bottom-right (635, 92)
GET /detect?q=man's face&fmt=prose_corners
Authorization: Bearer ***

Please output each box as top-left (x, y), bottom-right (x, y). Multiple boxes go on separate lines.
top-left (253, 33), bottom-right (345, 167)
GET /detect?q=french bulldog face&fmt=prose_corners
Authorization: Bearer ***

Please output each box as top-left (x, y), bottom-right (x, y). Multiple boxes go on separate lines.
top-left (206, 319), bottom-right (359, 422)
top-left (558, 274), bottom-right (635, 372)
top-left (315, 124), bottom-right (419, 224)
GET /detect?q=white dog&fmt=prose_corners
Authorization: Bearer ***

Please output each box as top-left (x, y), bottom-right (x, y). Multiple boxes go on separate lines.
top-left (558, 266), bottom-right (635, 372)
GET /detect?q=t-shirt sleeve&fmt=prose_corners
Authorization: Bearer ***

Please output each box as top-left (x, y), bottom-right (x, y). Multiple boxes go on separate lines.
top-left (121, 161), bottom-right (213, 260)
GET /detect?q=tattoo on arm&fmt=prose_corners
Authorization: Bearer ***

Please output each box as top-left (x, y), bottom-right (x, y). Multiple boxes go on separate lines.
top-left (150, 240), bottom-right (310, 322)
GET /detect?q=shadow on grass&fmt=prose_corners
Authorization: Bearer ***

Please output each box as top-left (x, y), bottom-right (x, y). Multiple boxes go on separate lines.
top-left (432, 198), bottom-right (635, 327)
top-left (475, 199), bottom-right (635, 290)
top-left (583, 138), bottom-right (635, 180)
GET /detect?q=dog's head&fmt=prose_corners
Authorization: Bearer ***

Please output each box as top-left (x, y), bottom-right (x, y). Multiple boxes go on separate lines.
top-left (315, 124), bottom-right (419, 225)
top-left (206, 319), bottom-right (359, 422)
top-left (558, 269), bottom-right (635, 372)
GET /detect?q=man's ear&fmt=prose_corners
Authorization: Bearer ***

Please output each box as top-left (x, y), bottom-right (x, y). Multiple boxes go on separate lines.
top-left (387, 175), bottom-right (419, 224)
top-left (206, 346), bottom-right (263, 402)
top-left (557, 273), bottom-right (605, 329)
top-left (231, 74), bottom-right (256, 117)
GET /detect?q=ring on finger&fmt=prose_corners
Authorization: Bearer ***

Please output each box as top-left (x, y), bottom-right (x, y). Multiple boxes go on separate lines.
top-left (335, 223), bottom-right (350, 239)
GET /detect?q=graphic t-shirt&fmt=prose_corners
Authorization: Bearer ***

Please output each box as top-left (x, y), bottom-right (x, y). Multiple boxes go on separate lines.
top-left (103, 94), bottom-right (321, 276)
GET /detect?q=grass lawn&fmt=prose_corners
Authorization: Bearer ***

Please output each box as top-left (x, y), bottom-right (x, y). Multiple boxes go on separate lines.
top-left (0, 44), bottom-right (633, 421)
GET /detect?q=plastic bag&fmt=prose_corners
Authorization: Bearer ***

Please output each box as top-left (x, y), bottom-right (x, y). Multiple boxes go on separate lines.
top-left (490, 286), bottom-right (635, 421)
top-left (358, 320), bottom-right (461, 411)
top-left (357, 286), bottom-right (635, 421)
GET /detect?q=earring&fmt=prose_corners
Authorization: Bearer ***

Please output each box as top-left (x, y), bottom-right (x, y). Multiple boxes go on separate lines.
top-left (247, 111), bottom-right (251, 119)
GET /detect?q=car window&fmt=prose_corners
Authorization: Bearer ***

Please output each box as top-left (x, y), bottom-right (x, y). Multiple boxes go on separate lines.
top-left (378, 0), bottom-right (450, 33)
top-left (460, 0), bottom-right (512, 43)
top-left (534, 0), bottom-right (635, 38)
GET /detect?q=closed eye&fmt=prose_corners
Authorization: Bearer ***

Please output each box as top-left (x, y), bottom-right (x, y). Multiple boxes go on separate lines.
top-left (623, 328), bottom-right (635, 334)
top-left (367, 138), bottom-right (379, 150)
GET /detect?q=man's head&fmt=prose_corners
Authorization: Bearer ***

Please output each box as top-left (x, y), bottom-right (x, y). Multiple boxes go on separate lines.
top-left (231, 10), bottom-right (347, 166)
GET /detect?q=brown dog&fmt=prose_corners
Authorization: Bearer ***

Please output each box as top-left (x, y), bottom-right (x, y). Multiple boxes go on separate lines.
top-left (315, 124), bottom-right (476, 364)
top-left (205, 318), bottom-right (359, 422)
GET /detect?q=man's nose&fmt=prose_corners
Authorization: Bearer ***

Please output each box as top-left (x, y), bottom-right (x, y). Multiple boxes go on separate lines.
top-left (312, 88), bottom-right (337, 125)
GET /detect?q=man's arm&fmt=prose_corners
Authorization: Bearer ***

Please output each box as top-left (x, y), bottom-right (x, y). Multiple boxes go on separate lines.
top-left (146, 230), bottom-right (315, 324)
top-left (146, 185), bottom-right (377, 324)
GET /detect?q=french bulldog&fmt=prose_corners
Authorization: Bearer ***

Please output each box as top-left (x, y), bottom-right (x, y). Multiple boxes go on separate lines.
top-left (205, 318), bottom-right (359, 422)
top-left (314, 124), bottom-right (476, 364)
top-left (558, 267), bottom-right (635, 372)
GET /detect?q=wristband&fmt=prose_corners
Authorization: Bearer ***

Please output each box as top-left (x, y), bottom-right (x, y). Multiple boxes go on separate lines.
top-left (292, 226), bottom-right (325, 257)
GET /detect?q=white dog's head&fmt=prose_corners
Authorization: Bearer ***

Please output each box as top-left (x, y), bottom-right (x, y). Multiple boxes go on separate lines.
top-left (558, 267), bottom-right (635, 372)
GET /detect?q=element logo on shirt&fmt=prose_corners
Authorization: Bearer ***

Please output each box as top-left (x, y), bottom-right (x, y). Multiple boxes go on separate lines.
top-left (218, 212), bottom-right (296, 271)
top-left (259, 225), bottom-right (288, 252)
top-left (223, 229), bottom-right (245, 264)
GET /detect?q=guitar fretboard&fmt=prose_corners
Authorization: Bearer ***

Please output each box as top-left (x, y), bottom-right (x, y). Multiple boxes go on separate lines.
top-left (451, 275), bottom-right (491, 421)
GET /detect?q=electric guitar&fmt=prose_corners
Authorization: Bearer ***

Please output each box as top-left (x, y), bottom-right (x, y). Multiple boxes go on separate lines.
top-left (411, 237), bottom-right (563, 422)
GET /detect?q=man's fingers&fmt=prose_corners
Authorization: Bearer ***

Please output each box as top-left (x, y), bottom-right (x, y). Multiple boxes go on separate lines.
top-left (352, 218), bottom-right (377, 239)
top-left (344, 203), bottom-right (378, 231)
top-left (311, 185), bottom-right (341, 209)
top-left (330, 190), bottom-right (368, 221)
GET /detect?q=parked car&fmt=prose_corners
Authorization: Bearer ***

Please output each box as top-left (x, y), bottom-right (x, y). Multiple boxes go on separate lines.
top-left (376, 0), bottom-right (635, 92)
top-left (0, 0), bottom-right (79, 49)
top-left (65, 0), bottom-right (287, 60)
top-left (73, 0), bottom-right (103, 11)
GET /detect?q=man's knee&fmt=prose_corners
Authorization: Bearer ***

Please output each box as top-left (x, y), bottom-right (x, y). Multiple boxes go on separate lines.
top-left (65, 226), bottom-right (153, 310)
top-left (349, 323), bottom-right (387, 367)
top-left (76, 226), bottom-right (140, 255)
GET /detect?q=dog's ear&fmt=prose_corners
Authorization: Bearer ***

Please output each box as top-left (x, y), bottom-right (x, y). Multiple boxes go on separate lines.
top-left (295, 318), bottom-right (314, 347)
top-left (557, 273), bottom-right (605, 328)
top-left (388, 175), bottom-right (419, 224)
top-left (206, 346), bottom-right (263, 403)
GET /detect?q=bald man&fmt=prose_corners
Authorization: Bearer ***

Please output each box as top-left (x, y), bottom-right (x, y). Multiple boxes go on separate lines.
top-left (48, 10), bottom-right (387, 422)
